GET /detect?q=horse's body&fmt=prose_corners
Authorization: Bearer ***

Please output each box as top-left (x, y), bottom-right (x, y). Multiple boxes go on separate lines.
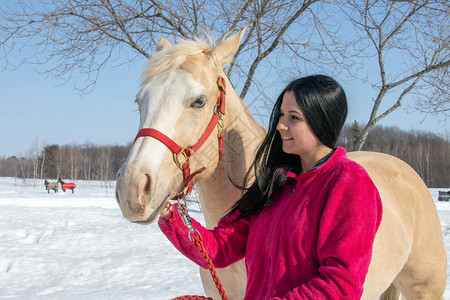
top-left (57, 178), bottom-right (76, 193)
top-left (115, 29), bottom-right (446, 299)
top-left (44, 180), bottom-right (59, 193)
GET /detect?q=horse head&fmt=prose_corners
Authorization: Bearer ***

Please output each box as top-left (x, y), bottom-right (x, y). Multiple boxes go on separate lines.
top-left (116, 29), bottom-right (246, 224)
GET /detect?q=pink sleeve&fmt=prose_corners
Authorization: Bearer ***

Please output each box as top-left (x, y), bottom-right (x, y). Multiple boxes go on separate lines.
top-left (158, 203), bottom-right (250, 269)
top-left (272, 167), bottom-right (383, 300)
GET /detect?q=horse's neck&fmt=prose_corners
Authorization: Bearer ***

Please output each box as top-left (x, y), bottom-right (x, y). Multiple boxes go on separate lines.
top-left (197, 87), bottom-right (265, 228)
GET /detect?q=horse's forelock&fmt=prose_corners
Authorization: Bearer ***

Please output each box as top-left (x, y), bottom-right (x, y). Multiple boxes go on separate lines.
top-left (141, 38), bottom-right (213, 85)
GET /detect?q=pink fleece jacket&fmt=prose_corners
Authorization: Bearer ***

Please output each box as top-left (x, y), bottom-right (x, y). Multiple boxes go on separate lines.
top-left (158, 147), bottom-right (382, 299)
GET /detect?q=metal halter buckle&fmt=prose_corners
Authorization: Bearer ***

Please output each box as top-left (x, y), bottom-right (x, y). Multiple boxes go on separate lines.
top-left (217, 118), bottom-right (224, 138)
top-left (175, 184), bottom-right (191, 200)
top-left (178, 200), bottom-right (200, 241)
top-left (173, 148), bottom-right (189, 170)
top-left (217, 76), bottom-right (226, 94)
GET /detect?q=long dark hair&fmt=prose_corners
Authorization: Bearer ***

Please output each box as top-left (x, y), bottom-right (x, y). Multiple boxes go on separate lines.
top-left (228, 75), bottom-right (347, 219)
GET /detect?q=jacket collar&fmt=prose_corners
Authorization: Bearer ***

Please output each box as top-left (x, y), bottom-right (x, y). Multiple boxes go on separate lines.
top-left (286, 147), bottom-right (347, 181)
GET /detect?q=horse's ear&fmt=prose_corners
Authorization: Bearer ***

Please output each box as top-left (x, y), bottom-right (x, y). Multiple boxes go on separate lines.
top-left (209, 27), bottom-right (246, 69)
top-left (156, 38), bottom-right (172, 52)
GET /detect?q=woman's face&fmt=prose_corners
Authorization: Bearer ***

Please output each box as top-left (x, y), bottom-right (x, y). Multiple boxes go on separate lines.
top-left (276, 91), bottom-right (325, 159)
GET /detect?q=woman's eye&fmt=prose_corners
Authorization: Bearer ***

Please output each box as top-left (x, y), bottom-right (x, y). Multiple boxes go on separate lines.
top-left (191, 98), bottom-right (206, 108)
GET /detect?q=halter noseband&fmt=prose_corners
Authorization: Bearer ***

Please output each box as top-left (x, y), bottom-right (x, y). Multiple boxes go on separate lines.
top-left (133, 76), bottom-right (227, 200)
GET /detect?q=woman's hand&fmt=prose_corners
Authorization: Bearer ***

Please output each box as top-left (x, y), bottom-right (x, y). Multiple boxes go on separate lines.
top-left (160, 201), bottom-right (173, 217)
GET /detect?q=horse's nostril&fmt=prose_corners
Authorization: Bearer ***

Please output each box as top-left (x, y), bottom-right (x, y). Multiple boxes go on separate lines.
top-left (117, 172), bottom-right (121, 178)
top-left (115, 190), bottom-right (120, 205)
top-left (144, 174), bottom-right (151, 194)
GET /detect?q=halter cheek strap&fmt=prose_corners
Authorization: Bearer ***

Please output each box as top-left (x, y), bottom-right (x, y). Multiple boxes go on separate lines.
top-left (133, 76), bottom-right (227, 200)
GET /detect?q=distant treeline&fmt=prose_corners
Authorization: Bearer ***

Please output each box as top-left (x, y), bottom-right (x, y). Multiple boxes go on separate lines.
top-left (338, 122), bottom-right (449, 188)
top-left (0, 143), bottom-right (131, 184)
top-left (0, 124), bottom-right (448, 188)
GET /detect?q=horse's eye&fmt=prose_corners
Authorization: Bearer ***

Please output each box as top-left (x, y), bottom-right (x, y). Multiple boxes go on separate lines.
top-left (190, 97), bottom-right (206, 108)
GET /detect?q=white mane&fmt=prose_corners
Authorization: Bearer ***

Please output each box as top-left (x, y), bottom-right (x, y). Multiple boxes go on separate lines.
top-left (141, 39), bottom-right (212, 85)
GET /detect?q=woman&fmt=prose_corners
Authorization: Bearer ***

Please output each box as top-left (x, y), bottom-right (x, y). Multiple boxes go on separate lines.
top-left (159, 75), bottom-right (383, 299)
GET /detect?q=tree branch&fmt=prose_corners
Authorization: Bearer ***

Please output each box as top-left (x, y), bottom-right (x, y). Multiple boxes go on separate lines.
top-left (240, 0), bottom-right (319, 99)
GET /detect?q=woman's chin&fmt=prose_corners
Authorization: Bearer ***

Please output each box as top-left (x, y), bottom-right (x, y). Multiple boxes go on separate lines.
top-left (282, 145), bottom-right (296, 155)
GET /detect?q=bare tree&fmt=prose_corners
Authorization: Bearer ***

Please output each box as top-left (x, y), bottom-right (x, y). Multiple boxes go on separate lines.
top-left (98, 147), bottom-right (111, 182)
top-left (55, 146), bottom-right (62, 179)
top-left (69, 147), bottom-right (80, 181)
top-left (39, 145), bottom-right (46, 180)
top-left (16, 155), bottom-right (26, 180)
top-left (0, 0), bottom-right (357, 98)
top-left (27, 138), bottom-right (41, 187)
top-left (342, 0), bottom-right (449, 150)
top-left (1, 0), bottom-right (447, 152)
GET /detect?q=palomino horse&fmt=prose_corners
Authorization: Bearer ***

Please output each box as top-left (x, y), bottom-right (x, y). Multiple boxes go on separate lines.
top-left (115, 28), bottom-right (447, 299)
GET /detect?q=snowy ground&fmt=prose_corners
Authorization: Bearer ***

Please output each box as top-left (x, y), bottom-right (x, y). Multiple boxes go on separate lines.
top-left (0, 177), bottom-right (448, 299)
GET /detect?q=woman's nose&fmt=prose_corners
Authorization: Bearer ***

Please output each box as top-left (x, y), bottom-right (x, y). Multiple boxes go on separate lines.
top-left (277, 122), bottom-right (287, 131)
top-left (277, 120), bottom-right (288, 132)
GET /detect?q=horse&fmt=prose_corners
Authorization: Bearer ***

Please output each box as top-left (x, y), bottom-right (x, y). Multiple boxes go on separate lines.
top-left (57, 178), bottom-right (76, 193)
top-left (44, 180), bottom-right (59, 193)
top-left (115, 28), bottom-right (447, 299)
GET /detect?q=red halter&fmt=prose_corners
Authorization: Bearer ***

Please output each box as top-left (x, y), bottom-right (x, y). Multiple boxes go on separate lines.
top-left (133, 76), bottom-right (226, 200)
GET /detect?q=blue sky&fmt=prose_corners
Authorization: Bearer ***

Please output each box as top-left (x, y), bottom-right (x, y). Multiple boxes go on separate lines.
top-left (1, 1), bottom-right (448, 159)
top-left (0, 60), bottom-right (142, 157)
top-left (0, 51), bottom-right (448, 158)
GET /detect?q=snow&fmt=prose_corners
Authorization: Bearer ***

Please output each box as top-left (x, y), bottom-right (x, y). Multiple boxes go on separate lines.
top-left (0, 177), bottom-right (448, 299)
top-left (0, 178), bottom-right (204, 299)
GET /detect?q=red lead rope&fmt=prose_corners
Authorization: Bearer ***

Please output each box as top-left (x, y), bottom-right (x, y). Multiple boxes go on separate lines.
top-left (172, 203), bottom-right (229, 300)
top-left (172, 234), bottom-right (228, 300)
